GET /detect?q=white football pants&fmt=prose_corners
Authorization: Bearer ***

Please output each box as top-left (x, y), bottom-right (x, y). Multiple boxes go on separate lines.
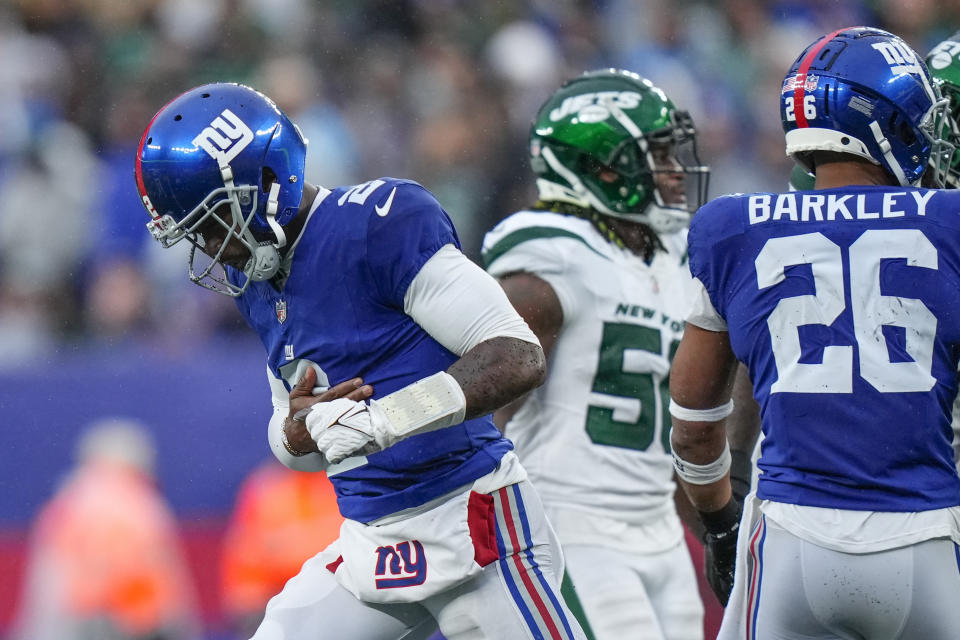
top-left (562, 540), bottom-right (704, 640)
top-left (250, 480), bottom-right (587, 640)
top-left (727, 516), bottom-right (960, 639)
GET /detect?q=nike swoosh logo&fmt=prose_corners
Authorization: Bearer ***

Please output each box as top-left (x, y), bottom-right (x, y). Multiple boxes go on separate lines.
top-left (375, 186), bottom-right (397, 217)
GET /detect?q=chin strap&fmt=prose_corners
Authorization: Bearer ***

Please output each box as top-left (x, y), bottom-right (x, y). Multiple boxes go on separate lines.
top-left (219, 165), bottom-right (283, 283)
top-left (264, 181), bottom-right (287, 248)
top-left (645, 203), bottom-right (691, 234)
top-left (248, 244), bottom-right (281, 281)
top-left (869, 120), bottom-right (910, 186)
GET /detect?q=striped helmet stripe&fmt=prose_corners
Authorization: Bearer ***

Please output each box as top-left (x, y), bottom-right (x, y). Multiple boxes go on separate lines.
top-left (134, 90), bottom-right (190, 211)
top-left (793, 28), bottom-right (851, 128)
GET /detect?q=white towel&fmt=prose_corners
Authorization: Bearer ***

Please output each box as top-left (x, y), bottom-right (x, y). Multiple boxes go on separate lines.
top-left (716, 492), bottom-right (762, 640)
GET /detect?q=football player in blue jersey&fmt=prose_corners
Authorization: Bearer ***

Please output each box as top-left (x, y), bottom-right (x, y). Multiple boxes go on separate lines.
top-left (668, 27), bottom-right (960, 639)
top-left (135, 83), bottom-right (587, 640)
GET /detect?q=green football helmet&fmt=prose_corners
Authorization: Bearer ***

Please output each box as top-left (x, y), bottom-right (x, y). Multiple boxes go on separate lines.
top-left (529, 69), bottom-right (709, 233)
top-left (926, 33), bottom-right (960, 187)
top-left (789, 164), bottom-right (816, 191)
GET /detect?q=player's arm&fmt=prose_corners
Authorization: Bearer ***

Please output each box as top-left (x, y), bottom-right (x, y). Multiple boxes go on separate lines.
top-left (669, 322), bottom-right (741, 605)
top-left (672, 474), bottom-right (706, 540)
top-left (488, 272), bottom-right (563, 429)
top-left (303, 244), bottom-right (545, 464)
top-left (405, 245), bottom-right (546, 420)
top-left (265, 368), bottom-right (373, 469)
top-left (495, 272), bottom-right (564, 357)
top-left (670, 323), bottom-right (739, 509)
top-left (728, 364), bottom-right (761, 503)
top-left (675, 365), bottom-right (758, 540)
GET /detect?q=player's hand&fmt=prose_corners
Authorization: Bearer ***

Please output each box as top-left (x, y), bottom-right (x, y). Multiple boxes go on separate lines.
top-left (304, 397), bottom-right (396, 464)
top-left (700, 498), bottom-right (742, 607)
top-left (284, 368), bottom-right (372, 456)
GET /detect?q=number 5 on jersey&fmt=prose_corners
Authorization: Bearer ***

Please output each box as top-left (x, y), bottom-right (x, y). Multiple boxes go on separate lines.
top-left (585, 322), bottom-right (679, 452)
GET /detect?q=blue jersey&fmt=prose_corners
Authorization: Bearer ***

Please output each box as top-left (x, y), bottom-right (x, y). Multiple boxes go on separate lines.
top-left (689, 186), bottom-right (960, 512)
top-left (231, 178), bottom-right (512, 523)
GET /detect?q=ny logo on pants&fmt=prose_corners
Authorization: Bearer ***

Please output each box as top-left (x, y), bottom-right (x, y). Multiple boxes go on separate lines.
top-left (375, 540), bottom-right (427, 588)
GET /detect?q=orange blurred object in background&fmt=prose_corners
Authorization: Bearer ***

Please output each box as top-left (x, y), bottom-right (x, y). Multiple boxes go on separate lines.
top-left (220, 461), bottom-right (343, 637)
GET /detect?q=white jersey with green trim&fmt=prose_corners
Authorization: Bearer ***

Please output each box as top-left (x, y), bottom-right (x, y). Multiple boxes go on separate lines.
top-left (482, 210), bottom-right (696, 533)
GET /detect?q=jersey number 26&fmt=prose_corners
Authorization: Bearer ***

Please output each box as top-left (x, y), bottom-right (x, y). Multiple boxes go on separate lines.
top-left (757, 229), bottom-right (936, 394)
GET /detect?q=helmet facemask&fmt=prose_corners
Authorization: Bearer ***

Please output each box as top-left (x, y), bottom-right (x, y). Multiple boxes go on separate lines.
top-left (642, 110), bottom-right (709, 233)
top-left (146, 174), bottom-right (280, 297)
top-left (920, 95), bottom-right (957, 188)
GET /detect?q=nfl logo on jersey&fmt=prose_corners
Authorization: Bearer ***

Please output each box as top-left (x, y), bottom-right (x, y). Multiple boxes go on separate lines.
top-left (276, 299), bottom-right (287, 324)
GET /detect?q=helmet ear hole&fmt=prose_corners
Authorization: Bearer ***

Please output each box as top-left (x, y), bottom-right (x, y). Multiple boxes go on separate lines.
top-left (576, 154), bottom-right (608, 178)
top-left (262, 167), bottom-right (278, 192)
top-left (887, 112), bottom-right (917, 146)
top-left (898, 119), bottom-right (917, 146)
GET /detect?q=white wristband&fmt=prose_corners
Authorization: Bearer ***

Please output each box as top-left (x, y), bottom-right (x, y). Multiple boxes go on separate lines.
top-left (672, 441), bottom-right (732, 485)
top-left (377, 371), bottom-right (467, 439)
top-left (669, 398), bottom-right (735, 422)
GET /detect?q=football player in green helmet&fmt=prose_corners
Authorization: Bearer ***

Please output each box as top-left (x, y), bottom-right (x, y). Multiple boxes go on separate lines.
top-left (526, 68), bottom-right (709, 260)
top-left (926, 34), bottom-right (960, 476)
top-left (482, 69), bottom-right (710, 640)
top-left (926, 33), bottom-right (960, 187)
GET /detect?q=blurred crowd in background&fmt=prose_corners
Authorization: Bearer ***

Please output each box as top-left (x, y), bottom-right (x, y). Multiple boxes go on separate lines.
top-left (4, 0), bottom-right (960, 367)
top-left (4, 1), bottom-right (960, 638)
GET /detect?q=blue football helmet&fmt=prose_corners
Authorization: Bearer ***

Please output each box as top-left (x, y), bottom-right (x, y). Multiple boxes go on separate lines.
top-left (135, 83), bottom-right (307, 296)
top-left (781, 27), bottom-right (954, 187)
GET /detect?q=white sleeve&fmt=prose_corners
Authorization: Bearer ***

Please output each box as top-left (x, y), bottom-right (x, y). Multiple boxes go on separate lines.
top-left (685, 277), bottom-right (728, 331)
top-left (403, 244), bottom-right (540, 355)
top-left (484, 235), bottom-right (579, 324)
top-left (266, 368), bottom-right (328, 472)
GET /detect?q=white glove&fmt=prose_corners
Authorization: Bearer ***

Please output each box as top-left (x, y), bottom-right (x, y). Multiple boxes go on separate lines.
top-left (304, 398), bottom-right (397, 464)
top-left (303, 372), bottom-right (468, 464)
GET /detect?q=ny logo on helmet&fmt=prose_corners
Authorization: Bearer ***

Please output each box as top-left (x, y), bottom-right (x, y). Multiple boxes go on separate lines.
top-left (192, 108), bottom-right (254, 167)
top-left (872, 41), bottom-right (924, 78)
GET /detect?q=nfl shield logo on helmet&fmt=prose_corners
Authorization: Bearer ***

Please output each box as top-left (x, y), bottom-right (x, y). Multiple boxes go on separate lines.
top-left (276, 299), bottom-right (287, 324)
top-left (782, 73), bottom-right (819, 93)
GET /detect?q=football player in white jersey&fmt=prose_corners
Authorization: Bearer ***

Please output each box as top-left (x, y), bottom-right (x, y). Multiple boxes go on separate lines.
top-left (482, 69), bottom-right (710, 640)
top-left (671, 27), bottom-right (960, 639)
top-left (926, 32), bottom-right (960, 473)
